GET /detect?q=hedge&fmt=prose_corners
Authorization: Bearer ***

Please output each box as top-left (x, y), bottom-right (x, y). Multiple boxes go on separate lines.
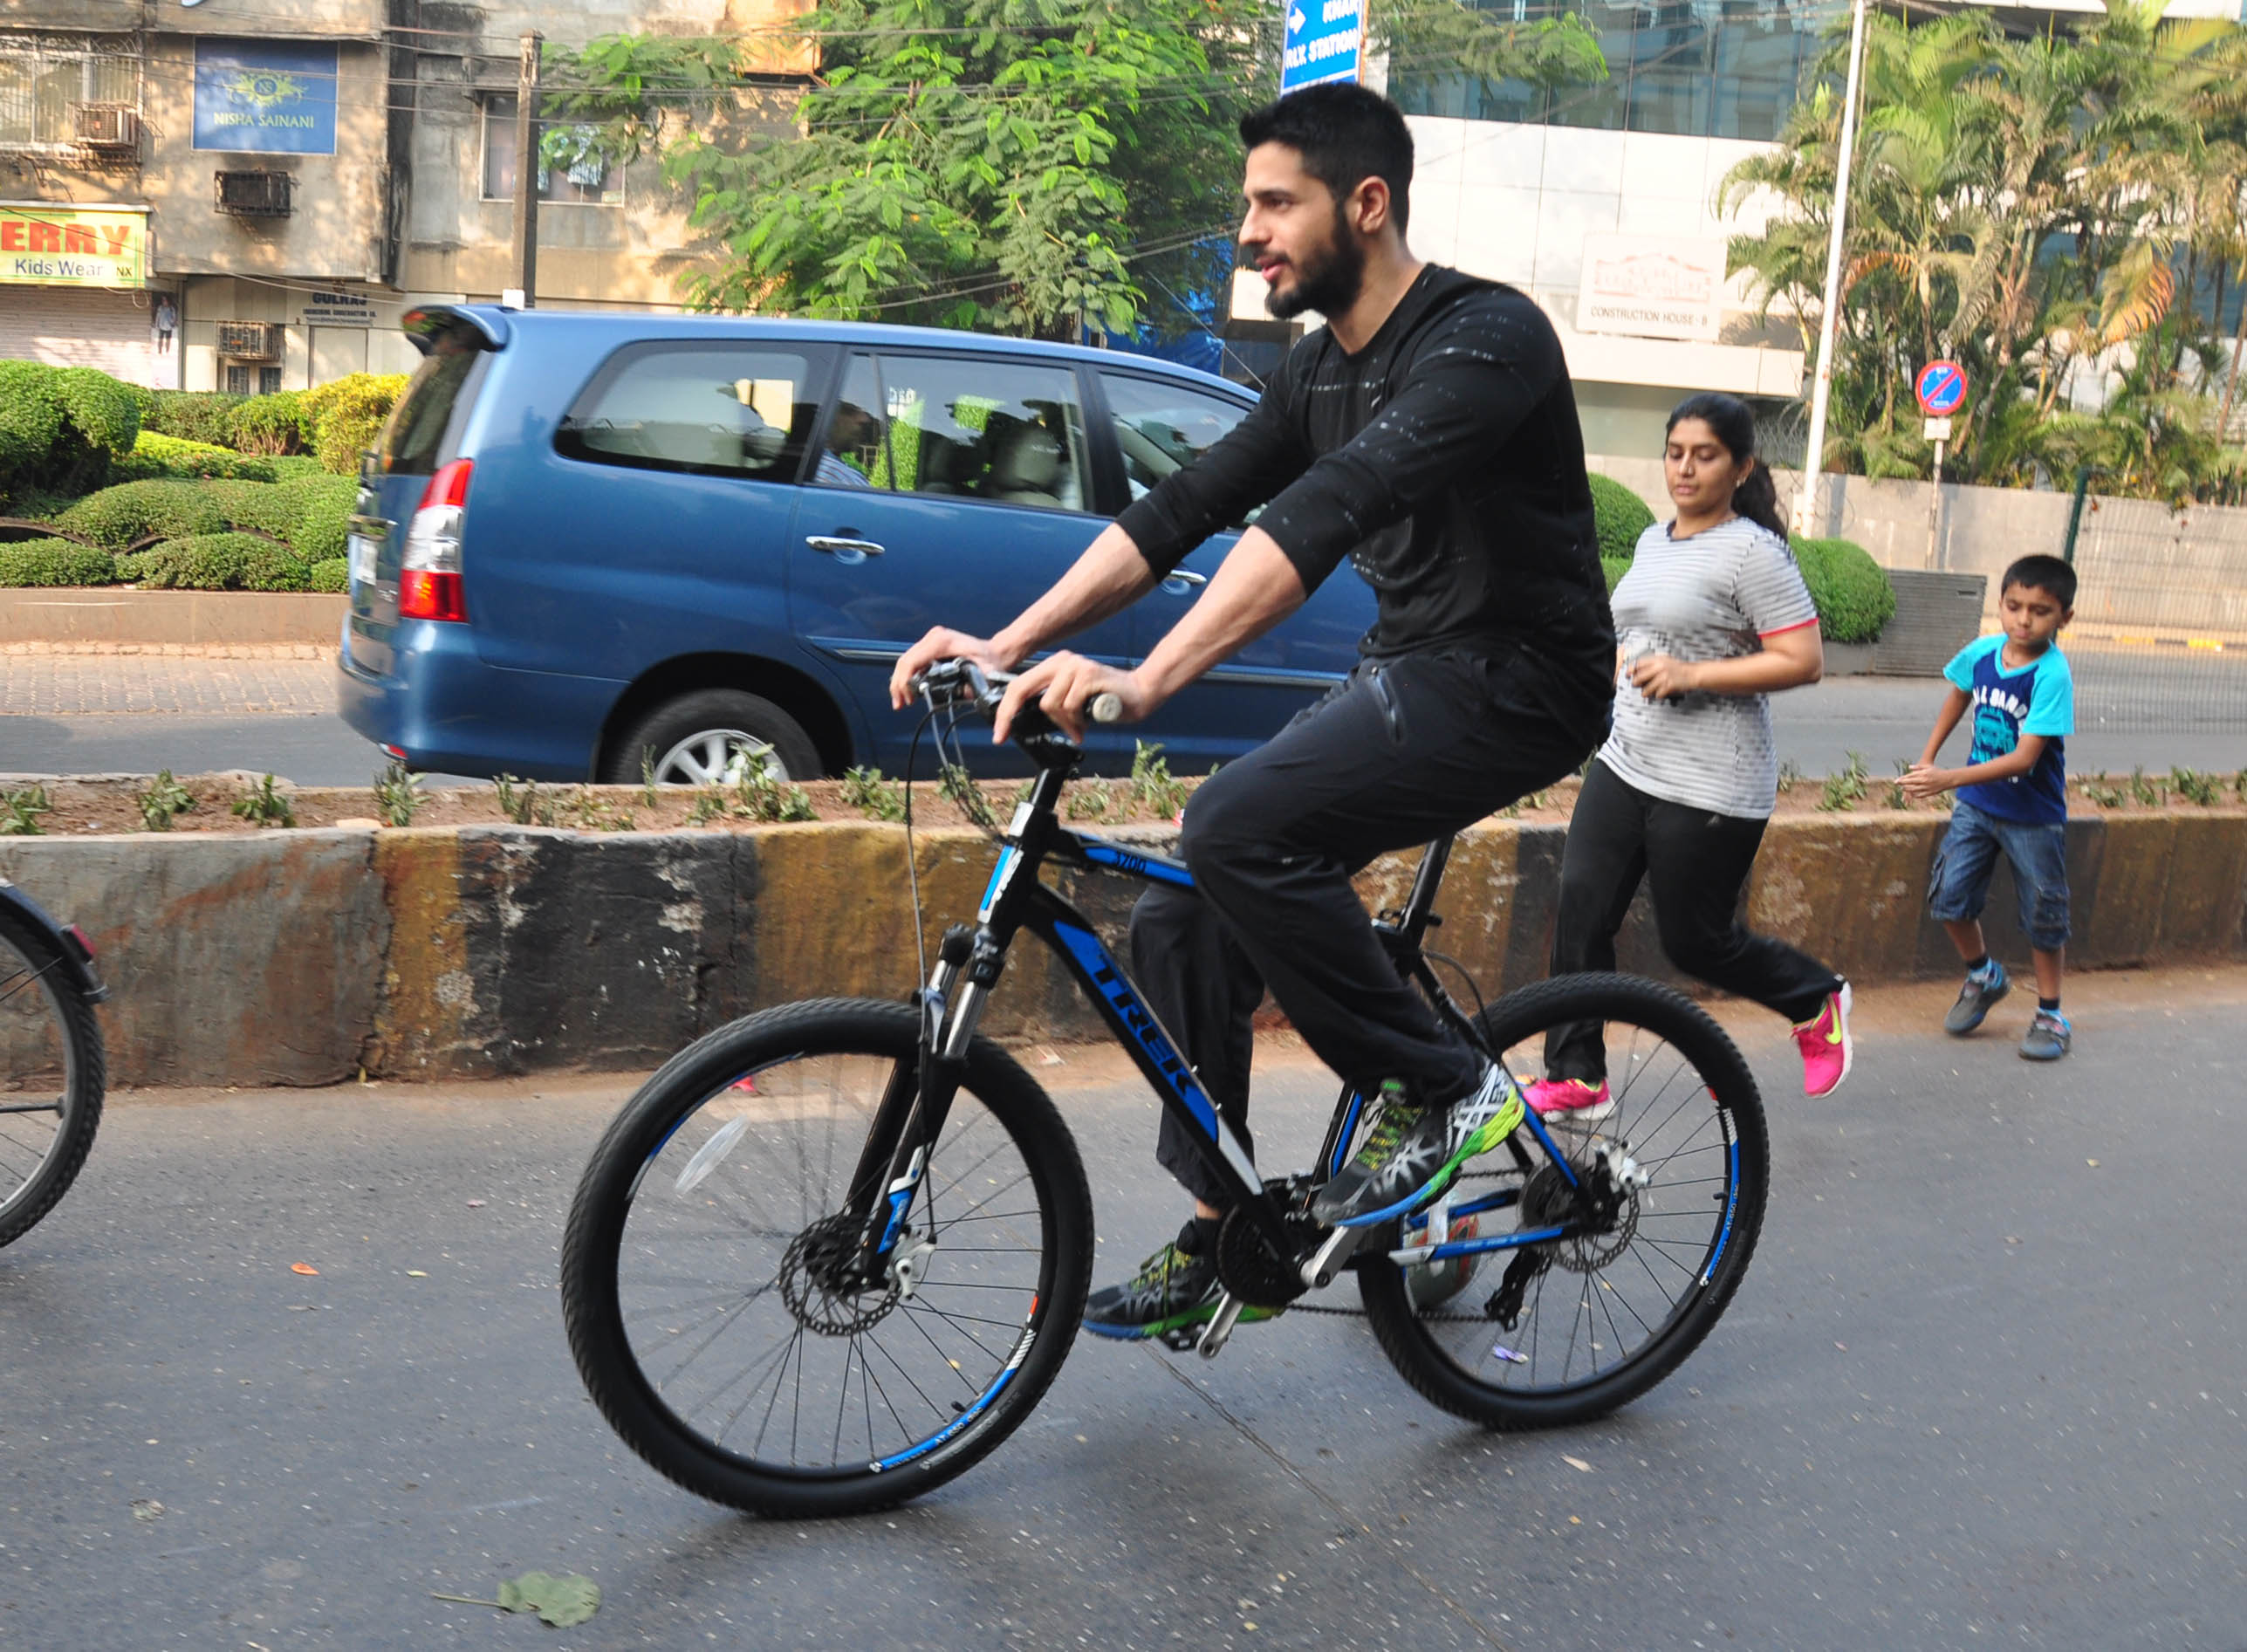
top-left (120, 532), bottom-right (312, 592)
top-left (281, 473), bottom-right (356, 562)
top-left (227, 392), bottom-right (309, 456)
top-left (1589, 473), bottom-right (1657, 561)
top-left (300, 373), bottom-right (408, 475)
top-left (1601, 557), bottom-right (1629, 598)
top-left (57, 478), bottom-right (229, 551)
top-left (0, 360), bottom-right (141, 504)
top-left (1791, 535), bottom-right (1897, 645)
top-left (114, 430), bottom-right (277, 483)
top-left (142, 391), bottom-right (245, 448)
top-left (306, 556), bottom-right (349, 593)
top-left (0, 538), bottom-right (120, 587)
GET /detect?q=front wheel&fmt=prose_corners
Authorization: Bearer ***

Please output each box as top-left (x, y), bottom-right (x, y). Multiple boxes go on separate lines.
top-left (1358, 973), bottom-right (1767, 1430)
top-left (0, 908), bottom-right (105, 1249)
top-left (560, 998), bottom-right (1093, 1517)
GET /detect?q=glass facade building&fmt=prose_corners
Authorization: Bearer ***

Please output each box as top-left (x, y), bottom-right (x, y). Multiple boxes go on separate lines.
top-left (1392, 0), bottom-right (1826, 143)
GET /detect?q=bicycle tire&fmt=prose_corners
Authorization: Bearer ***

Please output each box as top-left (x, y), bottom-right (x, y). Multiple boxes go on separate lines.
top-left (1358, 972), bottom-right (1767, 1429)
top-left (0, 908), bottom-right (105, 1250)
top-left (560, 997), bottom-right (1093, 1517)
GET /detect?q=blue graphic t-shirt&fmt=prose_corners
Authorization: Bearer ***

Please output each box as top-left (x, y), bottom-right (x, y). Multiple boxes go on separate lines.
top-left (1942, 634), bottom-right (2073, 824)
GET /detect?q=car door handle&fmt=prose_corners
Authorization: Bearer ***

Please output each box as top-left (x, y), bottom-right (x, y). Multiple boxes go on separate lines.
top-left (1159, 569), bottom-right (1208, 594)
top-left (805, 535), bottom-right (886, 563)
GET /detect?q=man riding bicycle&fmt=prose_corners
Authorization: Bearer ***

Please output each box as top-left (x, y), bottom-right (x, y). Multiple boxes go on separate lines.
top-left (890, 84), bottom-right (1616, 1340)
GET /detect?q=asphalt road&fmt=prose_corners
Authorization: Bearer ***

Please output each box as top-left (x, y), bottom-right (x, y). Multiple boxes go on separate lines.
top-left (3, 969), bottom-right (2242, 1649)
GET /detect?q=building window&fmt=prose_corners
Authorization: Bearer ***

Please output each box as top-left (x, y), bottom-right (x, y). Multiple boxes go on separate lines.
top-left (482, 95), bottom-right (609, 203)
top-left (222, 365), bottom-right (282, 394)
top-left (0, 40), bottom-right (138, 149)
top-left (1392, 0), bottom-right (1813, 145)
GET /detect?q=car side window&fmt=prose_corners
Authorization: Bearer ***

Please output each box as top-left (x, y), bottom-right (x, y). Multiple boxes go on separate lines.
top-left (558, 344), bottom-right (821, 478)
top-left (816, 353), bottom-right (1091, 512)
top-left (1099, 372), bottom-right (1258, 525)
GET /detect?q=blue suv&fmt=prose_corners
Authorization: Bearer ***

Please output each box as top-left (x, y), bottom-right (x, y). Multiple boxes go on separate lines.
top-left (337, 305), bottom-right (1374, 783)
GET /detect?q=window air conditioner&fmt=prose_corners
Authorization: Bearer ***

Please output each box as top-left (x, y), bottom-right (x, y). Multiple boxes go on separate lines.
top-left (216, 322), bottom-right (284, 360)
top-left (71, 104), bottom-right (140, 152)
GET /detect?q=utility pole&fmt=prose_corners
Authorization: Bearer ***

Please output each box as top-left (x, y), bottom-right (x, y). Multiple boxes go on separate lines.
top-left (507, 31), bottom-right (542, 309)
top-left (1795, 0), bottom-right (1869, 539)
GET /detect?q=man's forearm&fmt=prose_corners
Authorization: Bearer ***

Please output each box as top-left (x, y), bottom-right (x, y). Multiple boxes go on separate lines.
top-left (1133, 528), bottom-right (1307, 703)
top-left (991, 523), bottom-right (1163, 665)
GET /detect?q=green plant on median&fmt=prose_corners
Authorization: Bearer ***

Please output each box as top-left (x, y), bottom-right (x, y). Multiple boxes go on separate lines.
top-left (938, 762), bottom-right (998, 829)
top-left (2128, 765), bottom-right (2165, 807)
top-left (121, 532), bottom-right (312, 593)
top-left (2171, 766), bottom-right (2223, 806)
top-left (135, 771), bottom-right (196, 832)
top-left (640, 749), bottom-right (661, 811)
top-left (0, 538), bottom-right (120, 587)
top-left (493, 774), bottom-right (544, 826)
top-left (1817, 751), bottom-right (1872, 812)
top-left (2078, 772), bottom-right (2127, 808)
top-left (687, 789), bottom-right (726, 826)
top-left (374, 761), bottom-right (429, 827)
top-left (0, 785), bottom-right (51, 836)
top-left (1778, 758), bottom-right (1805, 793)
top-left (1883, 758), bottom-right (1913, 811)
top-left (840, 766), bottom-right (906, 822)
top-left (2236, 768), bottom-right (2247, 802)
top-left (1066, 778), bottom-right (1117, 821)
top-left (723, 753), bottom-right (817, 823)
top-left (1128, 741), bottom-right (1189, 819)
top-left (230, 774), bottom-right (296, 828)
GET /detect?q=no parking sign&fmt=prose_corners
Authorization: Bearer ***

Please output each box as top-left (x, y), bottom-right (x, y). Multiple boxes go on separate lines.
top-left (1915, 360), bottom-right (1968, 417)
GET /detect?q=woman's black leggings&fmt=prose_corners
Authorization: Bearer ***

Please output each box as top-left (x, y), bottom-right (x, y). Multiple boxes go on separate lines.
top-left (1545, 759), bottom-right (1841, 1082)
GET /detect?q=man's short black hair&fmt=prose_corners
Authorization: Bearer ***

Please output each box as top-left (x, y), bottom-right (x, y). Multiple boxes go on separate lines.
top-left (2003, 553), bottom-right (2077, 610)
top-left (1238, 83), bottom-right (1414, 232)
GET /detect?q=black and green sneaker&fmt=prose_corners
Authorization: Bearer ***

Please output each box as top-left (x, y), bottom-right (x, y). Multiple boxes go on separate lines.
top-left (1080, 1220), bottom-right (1281, 1342)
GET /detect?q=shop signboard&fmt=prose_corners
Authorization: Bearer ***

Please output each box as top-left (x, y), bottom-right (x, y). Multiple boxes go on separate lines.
top-left (0, 202), bottom-right (147, 287)
top-left (194, 40), bottom-right (339, 155)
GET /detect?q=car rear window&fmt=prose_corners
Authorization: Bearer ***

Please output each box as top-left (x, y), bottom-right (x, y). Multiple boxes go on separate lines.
top-left (380, 319), bottom-right (487, 476)
top-left (556, 342), bottom-right (825, 480)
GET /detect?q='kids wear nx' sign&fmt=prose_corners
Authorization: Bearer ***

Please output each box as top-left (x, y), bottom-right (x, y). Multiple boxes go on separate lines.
top-left (194, 40), bottom-right (338, 154)
top-left (0, 204), bottom-right (147, 287)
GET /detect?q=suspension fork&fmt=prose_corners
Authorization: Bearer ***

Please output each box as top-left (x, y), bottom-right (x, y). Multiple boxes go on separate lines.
top-left (850, 920), bottom-right (1011, 1270)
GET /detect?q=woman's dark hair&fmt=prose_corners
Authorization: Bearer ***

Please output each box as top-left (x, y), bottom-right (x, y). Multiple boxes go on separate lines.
top-left (1666, 392), bottom-right (1786, 539)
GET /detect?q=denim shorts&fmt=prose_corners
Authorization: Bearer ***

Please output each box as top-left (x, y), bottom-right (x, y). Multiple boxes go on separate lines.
top-left (1927, 799), bottom-right (2071, 949)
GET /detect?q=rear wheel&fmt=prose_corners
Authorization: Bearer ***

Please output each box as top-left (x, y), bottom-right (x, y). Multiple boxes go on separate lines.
top-left (601, 689), bottom-right (822, 785)
top-left (560, 998), bottom-right (1093, 1517)
top-left (1358, 973), bottom-right (1766, 1430)
top-left (0, 910), bottom-right (105, 1249)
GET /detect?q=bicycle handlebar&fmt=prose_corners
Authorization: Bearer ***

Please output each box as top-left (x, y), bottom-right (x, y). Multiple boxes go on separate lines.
top-left (908, 661), bottom-right (1122, 732)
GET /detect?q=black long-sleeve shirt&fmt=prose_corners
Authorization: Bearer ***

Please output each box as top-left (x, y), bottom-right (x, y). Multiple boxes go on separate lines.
top-left (1116, 265), bottom-right (1614, 683)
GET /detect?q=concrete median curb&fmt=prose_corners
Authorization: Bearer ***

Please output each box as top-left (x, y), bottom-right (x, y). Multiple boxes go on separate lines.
top-left (2, 808), bottom-right (2241, 1088)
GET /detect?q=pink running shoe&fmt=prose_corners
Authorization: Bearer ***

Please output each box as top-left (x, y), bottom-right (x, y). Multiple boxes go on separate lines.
top-left (1792, 983), bottom-right (1853, 1098)
top-left (1522, 1076), bottom-right (1613, 1121)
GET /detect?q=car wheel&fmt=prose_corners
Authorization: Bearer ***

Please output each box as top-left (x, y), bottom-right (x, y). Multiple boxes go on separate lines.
top-left (601, 690), bottom-right (824, 785)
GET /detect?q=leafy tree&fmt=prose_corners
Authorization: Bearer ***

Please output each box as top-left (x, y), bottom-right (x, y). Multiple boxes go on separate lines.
top-left (547, 0), bottom-right (1602, 340)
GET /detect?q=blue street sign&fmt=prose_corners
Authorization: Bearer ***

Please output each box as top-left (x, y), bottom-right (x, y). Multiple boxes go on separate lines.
top-left (1915, 359), bottom-right (1968, 416)
top-left (1282, 0), bottom-right (1364, 93)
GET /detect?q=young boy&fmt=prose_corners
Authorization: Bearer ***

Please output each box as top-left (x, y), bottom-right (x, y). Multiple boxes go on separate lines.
top-left (1902, 554), bottom-right (2077, 1059)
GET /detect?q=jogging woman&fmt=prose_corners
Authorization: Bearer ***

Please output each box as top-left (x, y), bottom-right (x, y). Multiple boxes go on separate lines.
top-left (1531, 392), bottom-right (1853, 1114)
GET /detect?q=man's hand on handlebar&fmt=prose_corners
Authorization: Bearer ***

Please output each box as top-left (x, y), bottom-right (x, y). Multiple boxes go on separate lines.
top-left (994, 654), bottom-right (1150, 745)
top-left (890, 628), bottom-right (1017, 712)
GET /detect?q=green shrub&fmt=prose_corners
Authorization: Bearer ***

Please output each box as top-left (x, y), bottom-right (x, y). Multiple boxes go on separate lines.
top-left (300, 373), bottom-right (408, 475)
top-left (227, 391), bottom-right (309, 456)
top-left (1601, 556), bottom-right (1630, 598)
top-left (1589, 473), bottom-right (1657, 561)
top-left (199, 478), bottom-right (300, 538)
top-left (0, 361), bottom-right (140, 503)
top-left (113, 430), bottom-right (277, 483)
top-left (277, 473), bottom-right (356, 561)
top-left (143, 390), bottom-right (245, 447)
top-left (306, 556), bottom-right (349, 593)
top-left (58, 478), bottom-right (228, 550)
top-left (0, 538), bottom-right (120, 587)
top-left (121, 531), bottom-right (311, 592)
top-left (270, 455), bottom-right (329, 483)
top-left (1791, 535), bottom-right (1896, 644)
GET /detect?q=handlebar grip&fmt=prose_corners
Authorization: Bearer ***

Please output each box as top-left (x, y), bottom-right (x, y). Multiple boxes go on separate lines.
top-left (1089, 692), bottom-right (1123, 724)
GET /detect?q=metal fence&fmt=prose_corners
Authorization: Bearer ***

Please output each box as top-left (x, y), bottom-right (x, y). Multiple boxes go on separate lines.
top-left (2062, 492), bottom-right (2247, 730)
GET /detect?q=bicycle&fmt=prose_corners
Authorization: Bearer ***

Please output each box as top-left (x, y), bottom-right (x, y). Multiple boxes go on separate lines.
top-left (0, 881), bottom-right (108, 1249)
top-left (560, 661), bottom-right (1769, 1517)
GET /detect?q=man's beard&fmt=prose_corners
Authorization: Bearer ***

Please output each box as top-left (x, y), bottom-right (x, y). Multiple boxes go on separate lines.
top-left (1262, 209), bottom-right (1367, 320)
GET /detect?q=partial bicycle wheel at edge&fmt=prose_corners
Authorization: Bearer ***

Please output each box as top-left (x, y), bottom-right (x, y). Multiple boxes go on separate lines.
top-left (0, 908), bottom-right (105, 1249)
top-left (1359, 972), bottom-right (1767, 1430)
top-left (560, 997), bottom-right (1093, 1518)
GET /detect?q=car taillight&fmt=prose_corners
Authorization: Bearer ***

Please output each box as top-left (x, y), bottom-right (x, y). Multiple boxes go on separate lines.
top-left (400, 458), bottom-right (471, 622)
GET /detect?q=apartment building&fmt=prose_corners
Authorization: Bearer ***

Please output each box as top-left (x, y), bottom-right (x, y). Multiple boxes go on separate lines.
top-left (0, 0), bottom-right (810, 392)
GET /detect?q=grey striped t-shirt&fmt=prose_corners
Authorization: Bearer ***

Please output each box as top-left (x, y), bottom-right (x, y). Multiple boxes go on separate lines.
top-left (1598, 517), bottom-right (1820, 819)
